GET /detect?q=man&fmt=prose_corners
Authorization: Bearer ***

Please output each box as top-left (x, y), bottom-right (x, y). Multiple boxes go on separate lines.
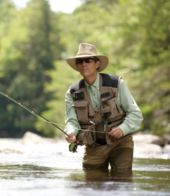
top-left (64, 43), bottom-right (143, 174)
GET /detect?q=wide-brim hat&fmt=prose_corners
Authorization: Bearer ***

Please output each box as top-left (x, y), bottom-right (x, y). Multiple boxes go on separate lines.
top-left (66, 43), bottom-right (109, 72)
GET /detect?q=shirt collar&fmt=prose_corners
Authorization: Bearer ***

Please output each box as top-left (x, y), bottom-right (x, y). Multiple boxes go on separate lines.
top-left (84, 73), bottom-right (100, 90)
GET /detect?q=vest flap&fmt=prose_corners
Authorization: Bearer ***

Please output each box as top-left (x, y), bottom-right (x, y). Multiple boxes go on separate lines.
top-left (101, 87), bottom-right (116, 102)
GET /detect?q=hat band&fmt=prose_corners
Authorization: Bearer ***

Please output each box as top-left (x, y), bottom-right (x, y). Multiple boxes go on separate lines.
top-left (77, 52), bottom-right (97, 56)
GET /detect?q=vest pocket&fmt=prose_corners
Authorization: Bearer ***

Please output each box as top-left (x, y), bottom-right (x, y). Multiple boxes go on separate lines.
top-left (77, 125), bottom-right (96, 146)
top-left (73, 100), bottom-right (89, 123)
top-left (102, 97), bottom-right (124, 121)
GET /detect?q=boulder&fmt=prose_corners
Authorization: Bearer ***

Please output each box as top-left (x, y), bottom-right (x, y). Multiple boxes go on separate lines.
top-left (22, 131), bottom-right (44, 144)
top-left (163, 135), bottom-right (170, 145)
top-left (134, 143), bottom-right (163, 158)
top-left (133, 133), bottom-right (165, 158)
top-left (133, 133), bottom-right (165, 147)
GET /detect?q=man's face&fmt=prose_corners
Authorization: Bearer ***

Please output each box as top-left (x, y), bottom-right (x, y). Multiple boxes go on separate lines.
top-left (76, 57), bottom-right (99, 79)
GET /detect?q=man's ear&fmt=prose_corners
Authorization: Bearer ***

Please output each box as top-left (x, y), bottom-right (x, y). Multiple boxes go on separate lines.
top-left (96, 61), bottom-right (100, 70)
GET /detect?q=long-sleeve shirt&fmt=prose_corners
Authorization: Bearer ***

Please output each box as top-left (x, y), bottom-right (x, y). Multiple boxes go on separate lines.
top-left (64, 73), bottom-right (143, 136)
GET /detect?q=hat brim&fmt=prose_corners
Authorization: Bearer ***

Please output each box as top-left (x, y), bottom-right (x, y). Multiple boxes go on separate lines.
top-left (66, 54), bottom-right (109, 72)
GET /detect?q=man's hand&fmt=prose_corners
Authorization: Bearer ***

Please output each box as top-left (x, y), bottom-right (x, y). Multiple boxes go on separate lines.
top-left (66, 132), bottom-right (76, 143)
top-left (108, 127), bottom-right (123, 139)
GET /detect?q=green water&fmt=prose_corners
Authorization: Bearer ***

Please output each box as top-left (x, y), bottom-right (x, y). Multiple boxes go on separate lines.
top-left (0, 158), bottom-right (169, 196)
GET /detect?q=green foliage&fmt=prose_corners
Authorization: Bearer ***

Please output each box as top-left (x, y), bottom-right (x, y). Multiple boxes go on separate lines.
top-left (0, 0), bottom-right (54, 137)
top-left (135, 0), bottom-right (170, 135)
top-left (36, 61), bottom-right (80, 137)
top-left (138, 0), bottom-right (170, 68)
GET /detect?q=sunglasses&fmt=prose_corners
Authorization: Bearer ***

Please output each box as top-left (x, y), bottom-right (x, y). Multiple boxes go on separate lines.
top-left (75, 57), bottom-right (98, 65)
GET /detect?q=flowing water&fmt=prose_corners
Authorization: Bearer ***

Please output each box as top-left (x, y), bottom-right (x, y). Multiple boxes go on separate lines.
top-left (0, 139), bottom-right (170, 196)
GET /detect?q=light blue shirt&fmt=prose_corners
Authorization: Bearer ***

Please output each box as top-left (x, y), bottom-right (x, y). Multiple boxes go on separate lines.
top-left (64, 73), bottom-right (143, 136)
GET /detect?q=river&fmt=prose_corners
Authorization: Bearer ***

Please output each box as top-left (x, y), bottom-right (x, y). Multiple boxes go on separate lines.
top-left (0, 138), bottom-right (170, 196)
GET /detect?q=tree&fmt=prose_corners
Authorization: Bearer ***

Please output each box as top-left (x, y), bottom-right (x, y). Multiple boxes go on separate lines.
top-left (0, 0), bottom-right (54, 137)
top-left (134, 0), bottom-right (170, 135)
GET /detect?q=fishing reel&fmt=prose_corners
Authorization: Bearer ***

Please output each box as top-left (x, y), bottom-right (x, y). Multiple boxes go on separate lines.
top-left (69, 142), bottom-right (78, 153)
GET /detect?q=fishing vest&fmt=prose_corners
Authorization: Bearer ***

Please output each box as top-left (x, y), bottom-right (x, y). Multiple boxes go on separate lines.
top-left (70, 73), bottom-right (126, 146)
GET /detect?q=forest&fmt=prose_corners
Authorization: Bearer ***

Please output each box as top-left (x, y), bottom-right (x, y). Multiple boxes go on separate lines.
top-left (0, 0), bottom-right (169, 138)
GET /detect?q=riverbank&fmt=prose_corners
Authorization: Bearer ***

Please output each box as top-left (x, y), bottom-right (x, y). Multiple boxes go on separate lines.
top-left (0, 132), bottom-right (170, 159)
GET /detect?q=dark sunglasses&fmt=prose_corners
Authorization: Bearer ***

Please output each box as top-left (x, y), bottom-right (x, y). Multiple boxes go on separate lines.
top-left (75, 57), bottom-right (98, 65)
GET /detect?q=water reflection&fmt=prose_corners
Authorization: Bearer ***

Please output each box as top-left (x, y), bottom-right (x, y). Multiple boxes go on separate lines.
top-left (84, 169), bottom-right (109, 181)
top-left (67, 169), bottom-right (133, 193)
top-left (83, 168), bottom-right (133, 182)
top-left (66, 159), bottom-right (170, 195)
top-left (0, 159), bottom-right (170, 196)
top-left (0, 164), bottom-right (53, 180)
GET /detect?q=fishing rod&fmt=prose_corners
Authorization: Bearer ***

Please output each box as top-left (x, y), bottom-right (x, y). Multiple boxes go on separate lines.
top-left (0, 91), bottom-right (106, 134)
top-left (0, 91), bottom-right (81, 152)
top-left (0, 91), bottom-right (106, 152)
top-left (0, 91), bottom-right (68, 136)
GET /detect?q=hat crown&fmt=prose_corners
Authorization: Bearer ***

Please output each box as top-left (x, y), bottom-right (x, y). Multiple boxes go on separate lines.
top-left (77, 43), bottom-right (97, 56)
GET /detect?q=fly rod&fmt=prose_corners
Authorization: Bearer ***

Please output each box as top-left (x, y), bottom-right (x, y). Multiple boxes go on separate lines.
top-left (0, 91), bottom-right (107, 133)
top-left (0, 91), bottom-right (68, 136)
top-left (0, 91), bottom-right (79, 152)
top-left (0, 91), bottom-right (106, 152)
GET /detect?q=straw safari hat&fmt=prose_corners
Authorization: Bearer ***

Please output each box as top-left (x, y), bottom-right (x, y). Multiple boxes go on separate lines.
top-left (66, 43), bottom-right (109, 72)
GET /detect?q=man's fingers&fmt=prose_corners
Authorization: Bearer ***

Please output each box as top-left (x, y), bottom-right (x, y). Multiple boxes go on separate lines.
top-left (109, 128), bottom-right (123, 139)
top-left (66, 133), bottom-right (76, 143)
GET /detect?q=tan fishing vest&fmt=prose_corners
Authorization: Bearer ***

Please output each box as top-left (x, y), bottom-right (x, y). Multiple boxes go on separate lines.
top-left (70, 73), bottom-right (126, 146)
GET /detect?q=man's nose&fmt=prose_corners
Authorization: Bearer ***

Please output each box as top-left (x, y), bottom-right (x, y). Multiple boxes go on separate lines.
top-left (82, 60), bottom-right (87, 64)
top-left (81, 61), bottom-right (87, 66)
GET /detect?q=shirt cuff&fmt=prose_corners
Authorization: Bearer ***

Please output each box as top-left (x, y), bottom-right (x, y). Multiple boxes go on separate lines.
top-left (118, 123), bottom-right (133, 136)
top-left (64, 124), bottom-right (79, 135)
